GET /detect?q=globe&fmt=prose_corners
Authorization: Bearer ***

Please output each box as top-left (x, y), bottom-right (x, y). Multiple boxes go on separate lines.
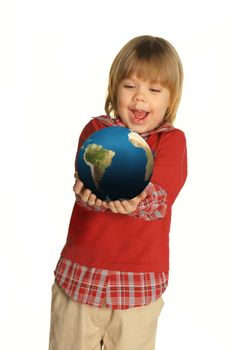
top-left (76, 126), bottom-right (154, 201)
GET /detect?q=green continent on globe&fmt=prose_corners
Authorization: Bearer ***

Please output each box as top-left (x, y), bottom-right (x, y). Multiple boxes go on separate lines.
top-left (128, 132), bottom-right (153, 181)
top-left (83, 144), bottom-right (116, 190)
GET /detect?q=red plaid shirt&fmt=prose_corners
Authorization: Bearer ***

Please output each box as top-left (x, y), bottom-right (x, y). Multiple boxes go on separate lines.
top-left (54, 116), bottom-right (173, 309)
top-left (54, 257), bottom-right (168, 309)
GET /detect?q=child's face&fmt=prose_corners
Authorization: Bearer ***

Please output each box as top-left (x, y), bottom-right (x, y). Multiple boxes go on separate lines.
top-left (116, 74), bottom-right (170, 133)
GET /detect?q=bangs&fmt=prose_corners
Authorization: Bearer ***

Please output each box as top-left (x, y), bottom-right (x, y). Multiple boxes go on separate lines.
top-left (120, 54), bottom-right (177, 91)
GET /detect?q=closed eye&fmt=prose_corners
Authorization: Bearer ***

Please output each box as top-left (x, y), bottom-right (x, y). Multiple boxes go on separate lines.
top-left (150, 88), bottom-right (161, 93)
top-left (124, 84), bottom-right (135, 89)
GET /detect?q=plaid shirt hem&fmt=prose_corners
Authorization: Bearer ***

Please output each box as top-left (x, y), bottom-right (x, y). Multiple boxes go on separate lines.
top-left (54, 257), bottom-right (168, 309)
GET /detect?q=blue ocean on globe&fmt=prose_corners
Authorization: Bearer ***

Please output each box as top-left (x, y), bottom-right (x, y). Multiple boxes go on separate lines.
top-left (76, 126), bottom-right (154, 201)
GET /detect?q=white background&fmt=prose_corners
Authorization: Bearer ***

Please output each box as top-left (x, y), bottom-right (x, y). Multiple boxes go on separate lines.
top-left (1, 0), bottom-right (233, 349)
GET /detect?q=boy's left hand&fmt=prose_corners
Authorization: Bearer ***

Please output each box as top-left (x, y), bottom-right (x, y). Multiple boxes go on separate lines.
top-left (103, 190), bottom-right (147, 214)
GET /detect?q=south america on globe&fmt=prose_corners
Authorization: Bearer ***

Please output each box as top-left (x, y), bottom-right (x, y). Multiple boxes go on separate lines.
top-left (76, 126), bottom-right (154, 200)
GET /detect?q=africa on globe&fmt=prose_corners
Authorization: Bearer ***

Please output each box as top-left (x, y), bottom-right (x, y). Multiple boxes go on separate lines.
top-left (76, 126), bottom-right (154, 200)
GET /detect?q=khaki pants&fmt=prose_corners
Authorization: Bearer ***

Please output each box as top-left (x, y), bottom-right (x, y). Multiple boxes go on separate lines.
top-left (48, 282), bottom-right (164, 350)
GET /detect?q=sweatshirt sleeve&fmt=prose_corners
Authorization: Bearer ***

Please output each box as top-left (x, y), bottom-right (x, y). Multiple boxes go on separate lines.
top-left (131, 129), bottom-right (187, 221)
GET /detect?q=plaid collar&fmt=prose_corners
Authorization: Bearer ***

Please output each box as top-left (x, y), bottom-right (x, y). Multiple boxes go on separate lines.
top-left (94, 115), bottom-right (174, 138)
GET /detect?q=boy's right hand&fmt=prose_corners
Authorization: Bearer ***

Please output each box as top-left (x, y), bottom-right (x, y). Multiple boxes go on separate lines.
top-left (73, 173), bottom-right (104, 207)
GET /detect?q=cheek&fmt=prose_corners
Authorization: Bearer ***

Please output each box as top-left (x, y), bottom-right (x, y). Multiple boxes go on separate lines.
top-left (117, 95), bottom-right (127, 111)
top-left (158, 97), bottom-right (170, 112)
top-left (162, 102), bottom-right (170, 113)
top-left (116, 100), bottom-right (122, 112)
top-left (151, 102), bottom-right (165, 113)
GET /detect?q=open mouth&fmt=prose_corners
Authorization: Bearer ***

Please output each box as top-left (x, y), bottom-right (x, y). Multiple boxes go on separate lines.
top-left (131, 110), bottom-right (149, 123)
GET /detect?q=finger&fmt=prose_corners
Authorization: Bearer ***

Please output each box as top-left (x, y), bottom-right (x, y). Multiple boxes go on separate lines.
top-left (113, 200), bottom-right (128, 214)
top-left (81, 189), bottom-right (92, 202)
top-left (95, 199), bottom-right (103, 207)
top-left (102, 201), bottom-right (110, 209)
top-left (129, 190), bottom-right (147, 206)
top-left (73, 179), bottom-right (84, 194)
top-left (132, 191), bottom-right (146, 202)
top-left (107, 201), bottom-right (118, 213)
top-left (140, 190), bottom-right (148, 200)
top-left (87, 193), bottom-right (97, 206)
top-left (121, 200), bottom-right (134, 212)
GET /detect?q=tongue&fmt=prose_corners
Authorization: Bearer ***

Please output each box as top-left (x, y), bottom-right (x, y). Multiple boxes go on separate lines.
top-left (133, 110), bottom-right (148, 119)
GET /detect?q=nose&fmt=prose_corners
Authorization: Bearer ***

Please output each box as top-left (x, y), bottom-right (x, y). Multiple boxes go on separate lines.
top-left (133, 93), bottom-right (145, 102)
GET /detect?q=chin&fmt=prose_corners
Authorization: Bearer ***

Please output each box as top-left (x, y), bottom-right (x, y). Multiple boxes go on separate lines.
top-left (130, 125), bottom-right (148, 134)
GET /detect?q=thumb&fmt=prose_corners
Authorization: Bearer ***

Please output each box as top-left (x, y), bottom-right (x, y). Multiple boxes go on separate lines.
top-left (140, 189), bottom-right (148, 200)
top-left (132, 190), bottom-right (147, 204)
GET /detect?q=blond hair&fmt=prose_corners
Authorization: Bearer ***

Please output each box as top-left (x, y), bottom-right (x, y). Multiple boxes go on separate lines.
top-left (105, 35), bottom-right (183, 124)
